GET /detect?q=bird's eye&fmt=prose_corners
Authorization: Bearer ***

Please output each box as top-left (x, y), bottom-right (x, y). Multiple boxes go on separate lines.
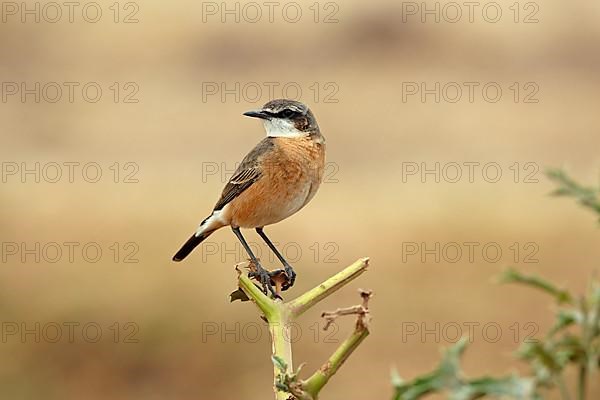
top-left (280, 109), bottom-right (295, 118)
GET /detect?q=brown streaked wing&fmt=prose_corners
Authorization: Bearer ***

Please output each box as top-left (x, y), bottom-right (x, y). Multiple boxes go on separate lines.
top-left (212, 137), bottom-right (274, 211)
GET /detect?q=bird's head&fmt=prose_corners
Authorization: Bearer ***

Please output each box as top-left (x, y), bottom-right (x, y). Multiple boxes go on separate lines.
top-left (243, 99), bottom-right (320, 138)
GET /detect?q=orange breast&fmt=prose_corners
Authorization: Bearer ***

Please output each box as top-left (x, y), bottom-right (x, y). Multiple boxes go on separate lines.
top-left (226, 136), bottom-right (325, 228)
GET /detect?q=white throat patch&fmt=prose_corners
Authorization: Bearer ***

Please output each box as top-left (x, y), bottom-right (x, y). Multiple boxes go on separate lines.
top-left (263, 118), bottom-right (306, 138)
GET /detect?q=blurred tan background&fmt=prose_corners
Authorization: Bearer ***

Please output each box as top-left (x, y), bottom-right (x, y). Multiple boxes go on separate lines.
top-left (1, 0), bottom-right (600, 398)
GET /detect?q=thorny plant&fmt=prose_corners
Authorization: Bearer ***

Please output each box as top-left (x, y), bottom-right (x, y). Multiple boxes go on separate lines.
top-left (392, 169), bottom-right (600, 400)
top-left (233, 257), bottom-right (372, 400)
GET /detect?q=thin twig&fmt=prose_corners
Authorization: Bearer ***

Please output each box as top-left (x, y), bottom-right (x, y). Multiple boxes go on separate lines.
top-left (321, 289), bottom-right (372, 331)
top-left (302, 289), bottom-right (373, 399)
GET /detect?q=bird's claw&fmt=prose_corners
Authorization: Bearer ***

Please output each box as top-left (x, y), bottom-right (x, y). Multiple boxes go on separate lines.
top-left (284, 264), bottom-right (296, 289)
top-left (249, 268), bottom-right (280, 299)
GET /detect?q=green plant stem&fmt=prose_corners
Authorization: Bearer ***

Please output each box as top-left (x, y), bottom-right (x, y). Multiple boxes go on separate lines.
top-left (555, 374), bottom-right (572, 400)
top-left (303, 326), bottom-right (370, 399)
top-left (237, 271), bottom-right (289, 399)
top-left (289, 257), bottom-right (369, 318)
top-left (577, 364), bottom-right (587, 400)
top-left (237, 269), bottom-right (277, 318)
top-left (269, 305), bottom-right (294, 400)
top-left (237, 258), bottom-right (371, 400)
top-left (577, 295), bottom-right (591, 400)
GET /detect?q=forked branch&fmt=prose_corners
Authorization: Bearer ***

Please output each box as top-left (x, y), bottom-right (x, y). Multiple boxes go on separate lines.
top-left (234, 258), bottom-right (372, 400)
top-left (303, 290), bottom-right (372, 398)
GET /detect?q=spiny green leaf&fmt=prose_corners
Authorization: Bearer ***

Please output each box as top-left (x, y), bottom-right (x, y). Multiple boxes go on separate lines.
top-left (500, 268), bottom-right (573, 304)
top-left (548, 309), bottom-right (580, 338)
top-left (271, 355), bottom-right (288, 373)
top-left (546, 168), bottom-right (600, 216)
top-left (518, 342), bottom-right (565, 373)
top-left (393, 339), bottom-right (467, 399)
top-left (554, 334), bottom-right (586, 362)
top-left (393, 339), bottom-right (538, 400)
top-left (450, 375), bottom-right (536, 400)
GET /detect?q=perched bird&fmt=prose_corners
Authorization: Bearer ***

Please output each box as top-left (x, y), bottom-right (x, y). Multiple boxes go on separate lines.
top-left (173, 99), bottom-right (326, 296)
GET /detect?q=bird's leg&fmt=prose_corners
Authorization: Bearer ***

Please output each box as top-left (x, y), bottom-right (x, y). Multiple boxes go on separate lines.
top-left (256, 227), bottom-right (296, 290)
top-left (232, 227), bottom-right (279, 298)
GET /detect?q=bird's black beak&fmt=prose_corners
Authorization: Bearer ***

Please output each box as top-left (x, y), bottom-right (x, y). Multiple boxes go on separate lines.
top-left (243, 110), bottom-right (270, 120)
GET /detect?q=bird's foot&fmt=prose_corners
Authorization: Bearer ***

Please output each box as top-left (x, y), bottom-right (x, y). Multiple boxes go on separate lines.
top-left (249, 264), bottom-right (281, 300)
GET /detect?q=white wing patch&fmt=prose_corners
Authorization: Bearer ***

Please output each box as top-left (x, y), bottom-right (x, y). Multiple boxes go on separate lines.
top-left (195, 206), bottom-right (228, 236)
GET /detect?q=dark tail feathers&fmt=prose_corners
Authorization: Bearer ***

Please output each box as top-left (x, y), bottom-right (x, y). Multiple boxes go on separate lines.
top-left (172, 231), bottom-right (213, 262)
